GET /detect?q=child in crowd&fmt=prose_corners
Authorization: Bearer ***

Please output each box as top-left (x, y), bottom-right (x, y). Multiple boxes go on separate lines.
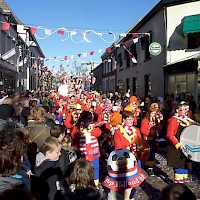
top-left (50, 124), bottom-right (77, 178)
top-left (60, 159), bottom-right (104, 199)
top-left (31, 136), bottom-right (62, 200)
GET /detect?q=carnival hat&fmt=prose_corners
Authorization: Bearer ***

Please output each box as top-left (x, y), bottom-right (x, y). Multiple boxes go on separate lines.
top-left (102, 148), bottom-right (146, 192)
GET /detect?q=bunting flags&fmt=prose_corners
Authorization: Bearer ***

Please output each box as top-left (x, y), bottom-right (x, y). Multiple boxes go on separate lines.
top-left (58, 29), bottom-right (64, 35)
top-left (30, 27), bottom-right (37, 35)
top-left (1, 22), bottom-right (10, 30)
top-left (17, 24), bottom-right (24, 33)
top-left (123, 45), bottom-right (137, 64)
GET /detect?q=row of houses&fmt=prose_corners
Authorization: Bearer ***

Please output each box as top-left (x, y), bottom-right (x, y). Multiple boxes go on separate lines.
top-left (92, 0), bottom-right (200, 104)
top-left (0, 0), bottom-right (45, 93)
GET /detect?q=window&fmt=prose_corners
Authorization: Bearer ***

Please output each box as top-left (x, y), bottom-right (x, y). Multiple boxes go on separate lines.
top-left (141, 32), bottom-right (152, 60)
top-left (132, 77), bottom-right (137, 94)
top-left (126, 78), bottom-right (130, 92)
top-left (1, 32), bottom-right (6, 55)
top-left (188, 32), bottom-right (200, 49)
top-left (145, 74), bottom-right (151, 95)
top-left (117, 53), bottom-right (123, 71)
top-left (130, 43), bottom-right (137, 66)
top-left (123, 48), bottom-right (130, 68)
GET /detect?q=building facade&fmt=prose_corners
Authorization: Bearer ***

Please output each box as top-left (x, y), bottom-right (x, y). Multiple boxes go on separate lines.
top-left (93, 0), bottom-right (200, 103)
top-left (0, 0), bottom-right (45, 93)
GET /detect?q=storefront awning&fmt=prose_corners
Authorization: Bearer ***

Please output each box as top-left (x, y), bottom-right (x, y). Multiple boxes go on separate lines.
top-left (183, 14), bottom-right (200, 34)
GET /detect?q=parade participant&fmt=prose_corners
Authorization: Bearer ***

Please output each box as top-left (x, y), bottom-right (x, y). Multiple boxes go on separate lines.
top-left (113, 111), bottom-right (142, 155)
top-left (70, 111), bottom-right (101, 188)
top-left (99, 102), bottom-right (112, 156)
top-left (124, 96), bottom-right (141, 126)
top-left (166, 102), bottom-right (192, 183)
top-left (140, 104), bottom-right (163, 176)
top-left (51, 93), bottom-right (66, 124)
top-left (102, 148), bottom-right (146, 200)
top-left (64, 103), bottom-right (82, 134)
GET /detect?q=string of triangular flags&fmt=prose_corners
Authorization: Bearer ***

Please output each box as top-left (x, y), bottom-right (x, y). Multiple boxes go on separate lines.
top-left (103, 32), bottom-right (151, 65)
top-left (1, 20), bottom-right (150, 44)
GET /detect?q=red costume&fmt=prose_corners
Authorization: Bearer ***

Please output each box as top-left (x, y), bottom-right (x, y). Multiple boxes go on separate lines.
top-left (114, 124), bottom-right (141, 151)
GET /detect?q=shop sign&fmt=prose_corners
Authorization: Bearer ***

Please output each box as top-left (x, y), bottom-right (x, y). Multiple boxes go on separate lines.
top-left (149, 42), bottom-right (162, 56)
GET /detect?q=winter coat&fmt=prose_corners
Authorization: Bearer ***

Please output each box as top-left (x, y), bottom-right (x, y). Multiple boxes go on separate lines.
top-left (0, 176), bottom-right (23, 192)
top-left (31, 159), bottom-right (62, 200)
top-left (61, 187), bottom-right (103, 200)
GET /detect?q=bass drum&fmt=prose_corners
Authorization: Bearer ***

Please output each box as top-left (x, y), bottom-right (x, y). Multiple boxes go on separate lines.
top-left (180, 125), bottom-right (200, 162)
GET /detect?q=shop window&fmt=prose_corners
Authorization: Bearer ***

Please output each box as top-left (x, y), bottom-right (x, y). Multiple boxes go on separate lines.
top-left (188, 32), bottom-right (200, 49)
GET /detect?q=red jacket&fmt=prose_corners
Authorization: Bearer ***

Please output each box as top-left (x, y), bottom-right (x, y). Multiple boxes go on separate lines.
top-left (166, 117), bottom-right (180, 147)
top-left (114, 125), bottom-right (141, 150)
top-left (71, 124), bottom-right (101, 161)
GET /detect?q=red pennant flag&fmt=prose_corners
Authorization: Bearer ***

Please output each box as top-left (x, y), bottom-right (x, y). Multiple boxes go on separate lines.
top-left (123, 41), bottom-right (129, 45)
top-left (77, 54), bottom-right (81, 57)
top-left (64, 56), bottom-right (68, 60)
top-left (58, 29), bottom-right (64, 35)
top-left (90, 51), bottom-right (94, 55)
top-left (30, 27), bottom-right (37, 35)
top-left (1, 22), bottom-right (10, 30)
top-left (130, 54), bottom-right (137, 64)
top-left (132, 33), bottom-right (139, 37)
top-left (106, 47), bottom-right (112, 53)
top-left (102, 60), bottom-right (106, 63)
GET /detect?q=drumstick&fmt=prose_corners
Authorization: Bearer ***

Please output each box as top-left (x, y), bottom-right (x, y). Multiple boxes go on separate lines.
top-left (182, 147), bottom-right (192, 160)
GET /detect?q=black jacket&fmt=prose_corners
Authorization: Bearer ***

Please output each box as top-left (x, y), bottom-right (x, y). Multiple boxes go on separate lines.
top-left (31, 160), bottom-right (62, 200)
top-left (61, 187), bottom-right (103, 200)
top-left (0, 176), bottom-right (23, 192)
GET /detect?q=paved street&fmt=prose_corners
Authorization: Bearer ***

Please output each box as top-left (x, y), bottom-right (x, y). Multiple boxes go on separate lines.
top-left (100, 144), bottom-right (200, 199)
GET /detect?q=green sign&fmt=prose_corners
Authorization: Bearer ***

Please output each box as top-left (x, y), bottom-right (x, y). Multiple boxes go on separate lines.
top-left (149, 42), bottom-right (162, 56)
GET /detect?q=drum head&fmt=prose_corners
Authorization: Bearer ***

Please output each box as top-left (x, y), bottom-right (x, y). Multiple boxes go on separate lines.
top-left (180, 125), bottom-right (200, 162)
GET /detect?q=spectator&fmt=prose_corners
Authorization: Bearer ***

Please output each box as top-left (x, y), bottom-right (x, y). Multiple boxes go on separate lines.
top-left (159, 183), bottom-right (196, 200)
top-left (61, 159), bottom-right (104, 200)
top-left (50, 124), bottom-right (77, 178)
top-left (0, 129), bottom-right (25, 192)
top-left (0, 98), bottom-right (14, 120)
top-left (31, 136), bottom-right (62, 200)
top-left (0, 188), bottom-right (36, 200)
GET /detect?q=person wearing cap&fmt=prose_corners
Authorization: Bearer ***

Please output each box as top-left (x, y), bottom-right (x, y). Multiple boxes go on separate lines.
top-left (102, 148), bottom-right (146, 200)
top-left (64, 103), bottom-right (82, 134)
top-left (124, 96), bottom-right (141, 127)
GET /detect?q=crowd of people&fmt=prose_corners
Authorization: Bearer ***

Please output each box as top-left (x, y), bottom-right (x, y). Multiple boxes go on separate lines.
top-left (0, 87), bottom-right (198, 200)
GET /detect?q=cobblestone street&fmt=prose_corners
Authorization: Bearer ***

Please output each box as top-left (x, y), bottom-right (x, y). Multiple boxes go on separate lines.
top-left (100, 145), bottom-right (200, 199)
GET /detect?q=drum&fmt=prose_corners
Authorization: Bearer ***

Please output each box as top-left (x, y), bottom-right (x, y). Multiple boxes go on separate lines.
top-left (180, 125), bottom-right (200, 162)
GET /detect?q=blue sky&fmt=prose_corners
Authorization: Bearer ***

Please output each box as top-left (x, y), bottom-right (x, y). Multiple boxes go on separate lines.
top-left (5, 0), bottom-right (160, 72)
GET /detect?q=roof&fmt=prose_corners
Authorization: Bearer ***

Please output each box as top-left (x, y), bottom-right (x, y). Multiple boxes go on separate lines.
top-left (0, 0), bottom-right (23, 24)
